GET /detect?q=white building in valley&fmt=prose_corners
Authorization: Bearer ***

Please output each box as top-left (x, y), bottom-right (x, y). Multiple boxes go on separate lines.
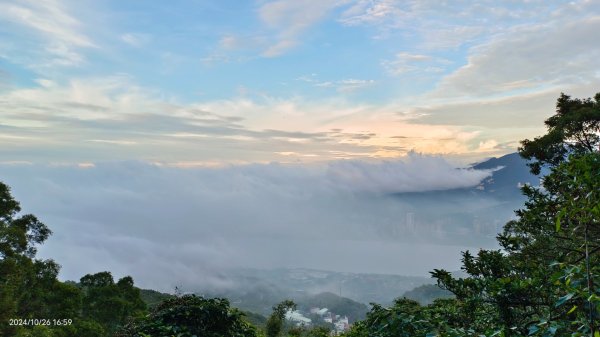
top-left (285, 310), bottom-right (312, 327)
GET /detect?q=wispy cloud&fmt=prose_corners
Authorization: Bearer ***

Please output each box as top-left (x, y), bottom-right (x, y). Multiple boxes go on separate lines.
top-left (297, 74), bottom-right (375, 92)
top-left (0, 75), bottom-right (515, 163)
top-left (0, 0), bottom-right (93, 47)
top-left (339, 0), bottom-right (401, 27)
top-left (381, 52), bottom-right (448, 76)
top-left (334, 79), bottom-right (376, 92)
top-left (432, 16), bottom-right (600, 98)
top-left (0, 0), bottom-right (94, 68)
top-left (0, 76), bottom-right (386, 162)
top-left (258, 0), bottom-right (348, 57)
top-left (337, 0), bottom-right (574, 48)
top-left (120, 33), bottom-right (152, 48)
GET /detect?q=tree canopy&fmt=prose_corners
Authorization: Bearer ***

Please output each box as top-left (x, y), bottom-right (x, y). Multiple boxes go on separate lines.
top-left (116, 295), bottom-right (257, 337)
top-left (520, 92), bottom-right (600, 174)
top-left (0, 181), bottom-right (149, 337)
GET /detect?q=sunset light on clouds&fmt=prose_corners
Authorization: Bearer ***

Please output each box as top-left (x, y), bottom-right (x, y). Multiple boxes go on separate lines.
top-left (1, 0), bottom-right (599, 166)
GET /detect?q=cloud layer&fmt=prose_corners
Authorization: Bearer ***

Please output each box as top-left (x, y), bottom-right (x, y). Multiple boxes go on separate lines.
top-left (0, 154), bottom-right (494, 290)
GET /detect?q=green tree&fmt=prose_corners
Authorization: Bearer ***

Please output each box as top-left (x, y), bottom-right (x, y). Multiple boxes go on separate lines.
top-left (525, 153), bottom-right (600, 336)
top-left (344, 92), bottom-right (600, 337)
top-left (520, 92), bottom-right (600, 174)
top-left (343, 298), bottom-right (483, 337)
top-left (287, 326), bottom-right (304, 337)
top-left (117, 294), bottom-right (257, 337)
top-left (305, 326), bottom-right (330, 337)
top-left (265, 300), bottom-right (296, 337)
top-left (0, 180), bottom-right (149, 337)
top-left (0, 181), bottom-right (60, 336)
top-left (501, 92), bottom-right (600, 266)
top-left (80, 271), bottom-right (147, 334)
top-left (433, 93), bottom-right (600, 336)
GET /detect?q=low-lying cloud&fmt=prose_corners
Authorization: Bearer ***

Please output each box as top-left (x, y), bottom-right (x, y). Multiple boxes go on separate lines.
top-left (0, 154), bottom-right (497, 291)
top-left (327, 153), bottom-right (491, 193)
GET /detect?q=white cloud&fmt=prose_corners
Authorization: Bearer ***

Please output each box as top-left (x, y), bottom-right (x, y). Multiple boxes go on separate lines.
top-left (432, 16), bottom-right (600, 98)
top-left (477, 139), bottom-right (499, 152)
top-left (0, 154), bottom-right (498, 287)
top-left (298, 75), bottom-right (375, 92)
top-left (335, 79), bottom-right (376, 92)
top-left (0, 0), bottom-right (94, 67)
top-left (219, 35), bottom-right (240, 49)
top-left (262, 39), bottom-right (298, 57)
top-left (0, 0), bottom-right (93, 47)
top-left (44, 42), bottom-right (85, 67)
top-left (339, 0), bottom-right (402, 26)
top-left (410, 89), bottom-right (562, 128)
top-left (418, 26), bottom-right (484, 50)
top-left (121, 33), bottom-right (152, 47)
top-left (336, 0), bottom-right (580, 50)
top-left (381, 52), bottom-right (442, 76)
top-left (2, 73), bottom-right (560, 164)
top-left (88, 139), bottom-right (137, 145)
top-left (327, 152), bottom-right (492, 193)
top-left (258, 0), bottom-right (349, 57)
top-left (0, 76), bottom-right (399, 162)
top-left (34, 78), bottom-right (56, 88)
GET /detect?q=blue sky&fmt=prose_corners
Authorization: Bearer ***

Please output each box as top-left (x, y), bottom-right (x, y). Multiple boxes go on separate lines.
top-left (2, 0), bottom-right (599, 165)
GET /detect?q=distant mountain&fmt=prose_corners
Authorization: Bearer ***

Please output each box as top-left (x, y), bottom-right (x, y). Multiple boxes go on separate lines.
top-left (241, 310), bottom-right (268, 328)
top-left (139, 288), bottom-right (174, 308)
top-left (139, 282), bottom-right (371, 324)
top-left (385, 152), bottom-right (545, 246)
top-left (296, 292), bottom-right (369, 323)
top-left (193, 268), bottom-right (432, 314)
top-left (473, 152), bottom-right (543, 199)
top-left (138, 287), bottom-right (269, 328)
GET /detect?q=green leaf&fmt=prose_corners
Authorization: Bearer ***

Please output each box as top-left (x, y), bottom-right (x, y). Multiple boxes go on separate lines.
top-left (528, 325), bottom-right (539, 335)
top-left (556, 211), bottom-right (563, 232)
top-left (567, 305), bottom-right (577, 314)
top-left (555, 293), bottom-right (575, 307)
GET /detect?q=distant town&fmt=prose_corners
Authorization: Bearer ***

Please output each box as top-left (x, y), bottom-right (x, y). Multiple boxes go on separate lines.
top-left (286, 307), bottom-right (350, 335)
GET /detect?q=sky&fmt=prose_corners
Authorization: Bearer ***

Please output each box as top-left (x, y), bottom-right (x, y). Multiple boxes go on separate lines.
top-left (1, 0), bottom-right (600, 290)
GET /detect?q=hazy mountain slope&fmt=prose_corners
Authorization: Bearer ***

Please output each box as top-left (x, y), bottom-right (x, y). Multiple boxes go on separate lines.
top-left (296, 292), bottom-right (369, 322)
top-left (193, 268), bottom-right (432, 312)
top-left (401, 284), bottom-right (454, 305)
top-left (139, 288), bottom-right (174, 308)
top-left (474, 152), bottom-right (542, 198)
top-left (384, 152), bottom-right (544, 246)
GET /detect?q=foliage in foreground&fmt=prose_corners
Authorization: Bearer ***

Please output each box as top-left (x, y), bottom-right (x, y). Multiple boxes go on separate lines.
top-left (344, 92), bottom-right (600, 337)
top-left (116, 295), bottom-right (257, 337)
top-left (0, 181), bottom-right (145, 337)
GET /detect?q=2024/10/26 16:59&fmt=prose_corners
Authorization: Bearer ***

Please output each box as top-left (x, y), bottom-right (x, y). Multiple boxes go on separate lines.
top-left (9, 318), bottom-right (73, 326)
